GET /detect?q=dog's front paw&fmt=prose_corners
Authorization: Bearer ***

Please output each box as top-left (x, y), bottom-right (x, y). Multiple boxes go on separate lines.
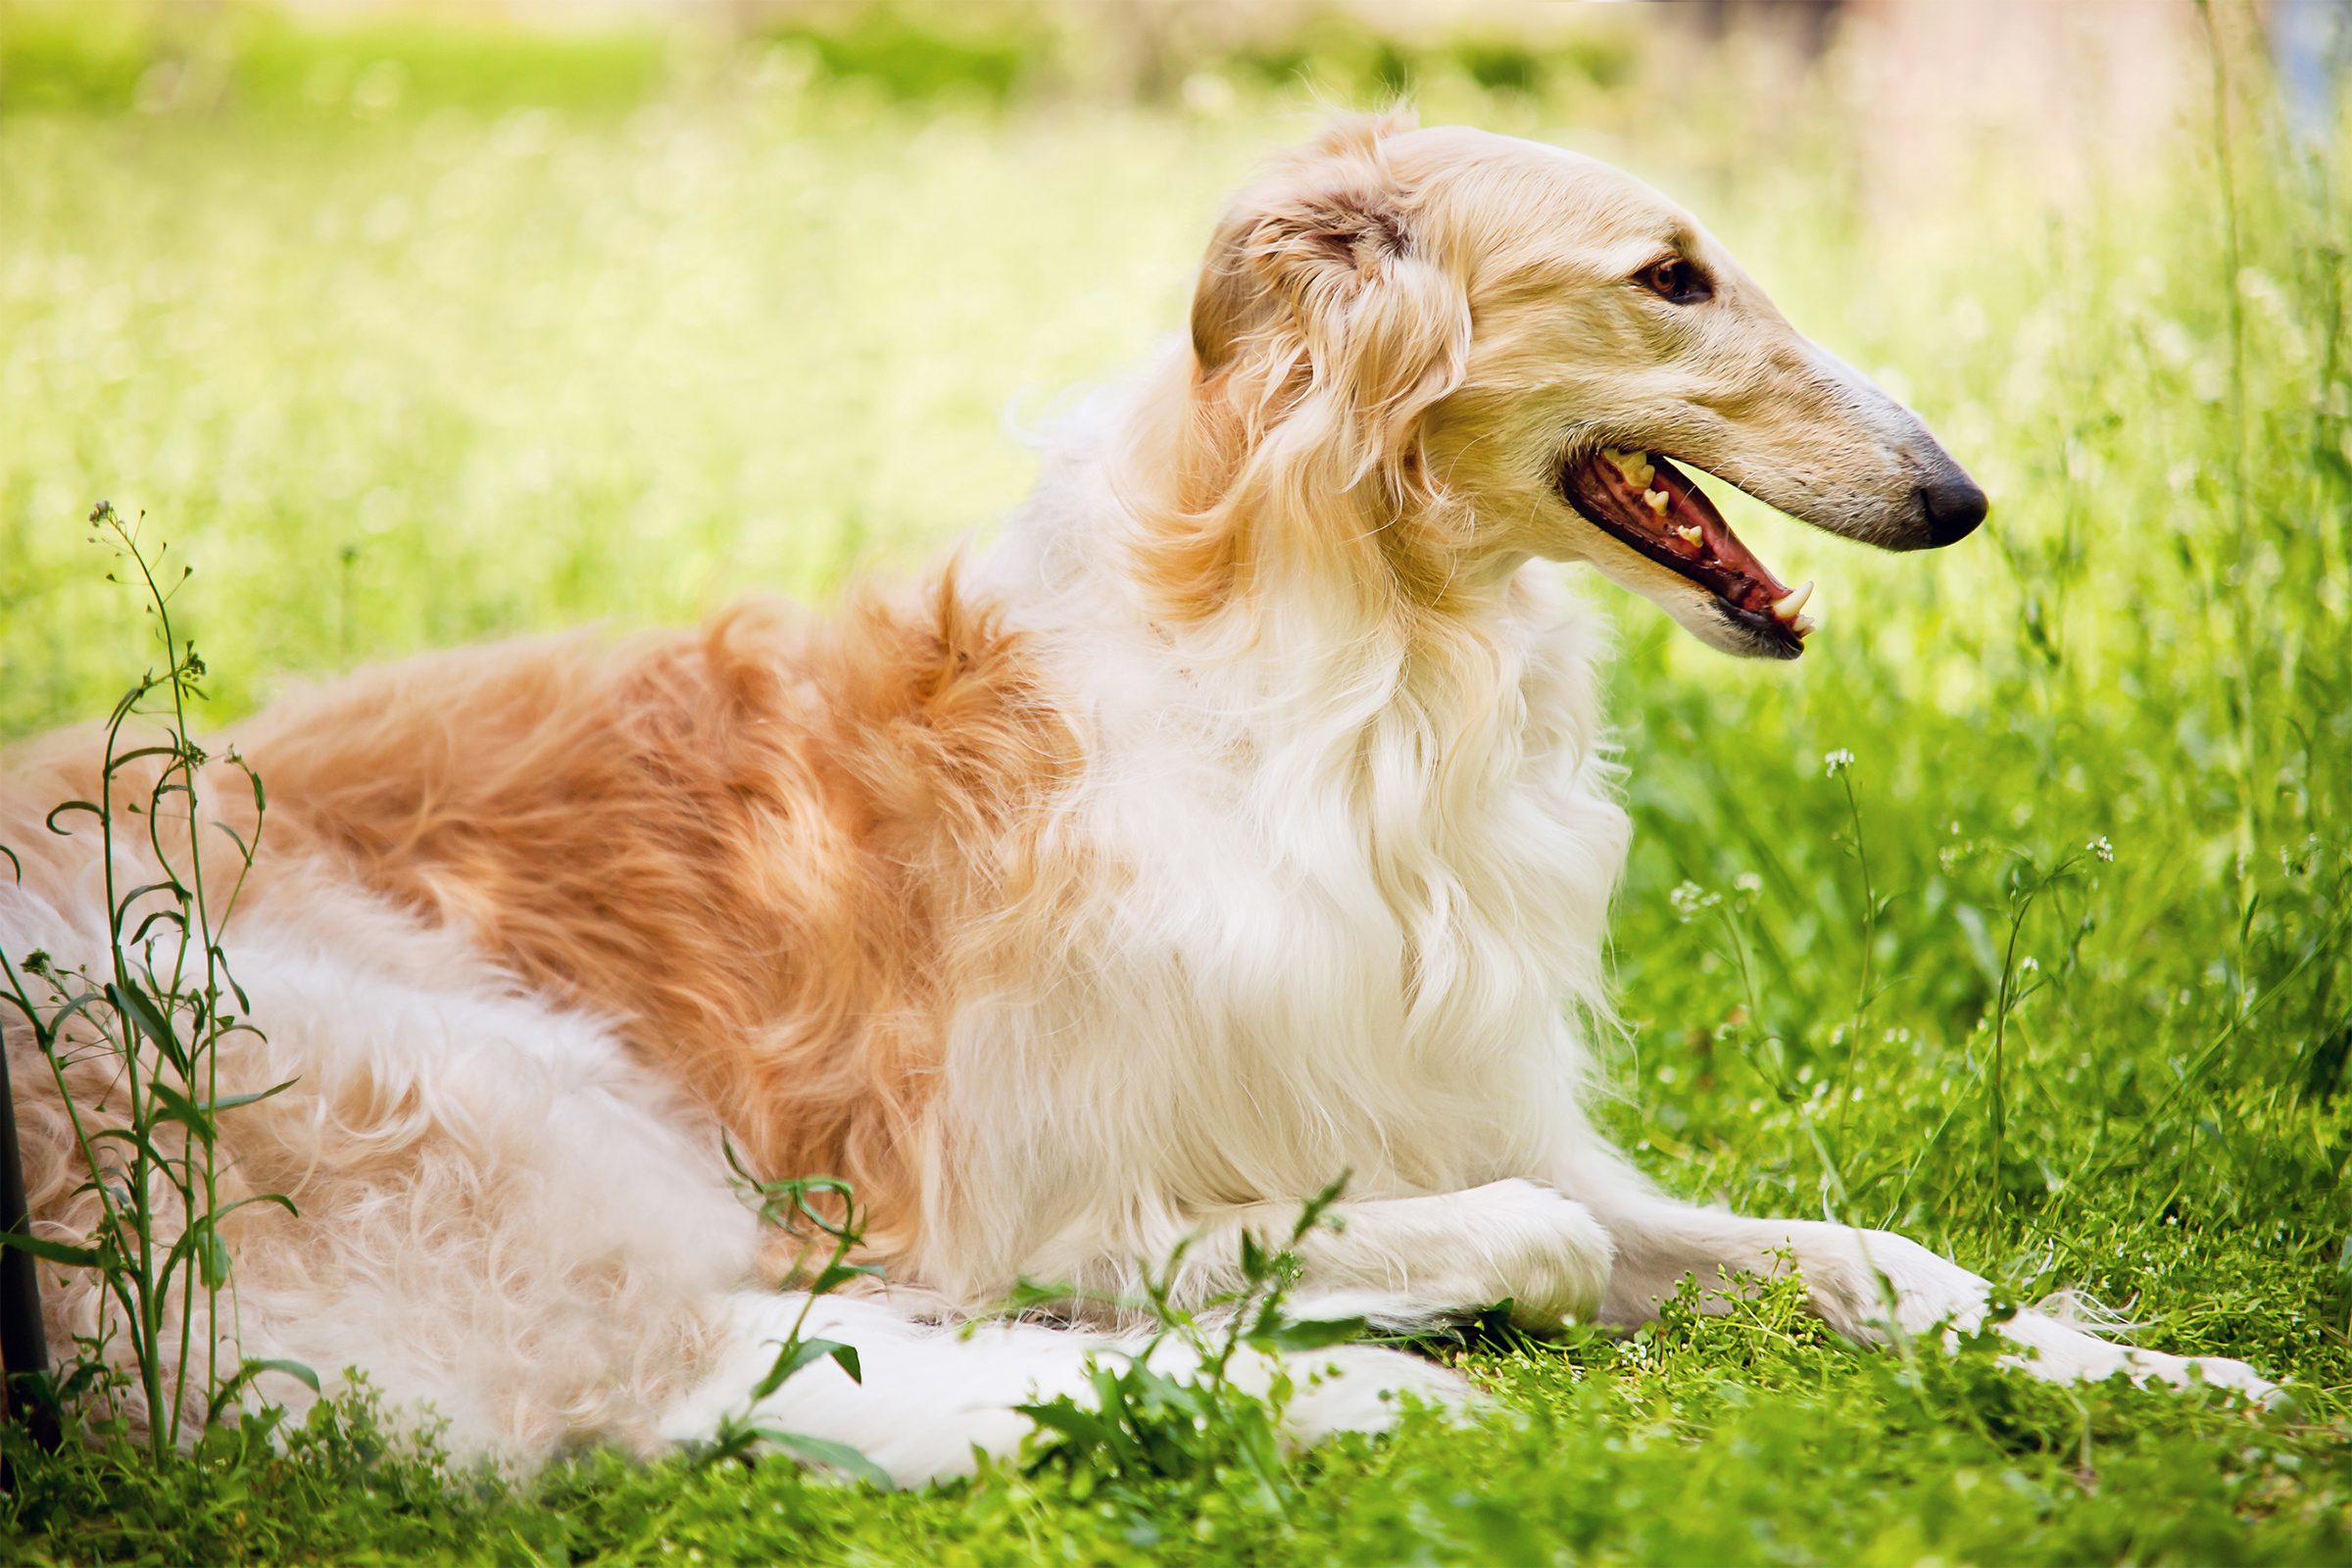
top-left (2004, 1312), bottom-right (2282, 1404)
top-left (2119, 1348), bottom-right (2282, 1404)
top-left (1446, 1179), bottom-right (1614, 1329)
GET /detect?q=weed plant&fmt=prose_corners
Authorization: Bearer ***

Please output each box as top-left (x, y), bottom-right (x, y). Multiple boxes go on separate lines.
top-left (0, 505), bottom-right (313, 1465)
top-left (698, 1152), bottom-right (890, 1487)
top-left (1008, 1177), bottom-right (1375, 1518)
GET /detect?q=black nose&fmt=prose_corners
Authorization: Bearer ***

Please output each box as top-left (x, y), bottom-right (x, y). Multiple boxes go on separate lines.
top-left (1919, 471), bottom-right (1988, 547)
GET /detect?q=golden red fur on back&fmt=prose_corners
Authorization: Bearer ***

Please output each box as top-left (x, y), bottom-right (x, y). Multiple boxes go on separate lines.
top-left (229, 568), bottom-right (1078, 1263)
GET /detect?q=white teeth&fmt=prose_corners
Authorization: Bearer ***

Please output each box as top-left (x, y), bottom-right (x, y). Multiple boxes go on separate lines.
top-left (1676, 523), bottom-right (1703, 545)
top-left (1792, 612), bottom-right (1818, 637)
top-left (1772, 581), bottom-right (1814, 621)
top-left (1644, 488), bottom-right (1671, 514)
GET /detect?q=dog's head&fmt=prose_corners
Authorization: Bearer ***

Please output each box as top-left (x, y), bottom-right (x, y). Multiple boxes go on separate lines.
top-left (1186, 113), bottom-right (1985, 657)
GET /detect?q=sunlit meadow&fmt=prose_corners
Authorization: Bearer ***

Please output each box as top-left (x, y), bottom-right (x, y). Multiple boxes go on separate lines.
top-left (2, 4), bottom-right (2349, 1561)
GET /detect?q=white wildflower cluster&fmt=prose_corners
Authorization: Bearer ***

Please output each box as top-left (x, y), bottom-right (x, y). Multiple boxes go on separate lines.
top-left (1939, 825), bottom-right (1984, 874)
top-left (2087, 836), bottom-right (2115, 863)
top-left (1823, 749), bottom-right (1855, 778)
top-left (1669, 880), bottom-right (1722, 921)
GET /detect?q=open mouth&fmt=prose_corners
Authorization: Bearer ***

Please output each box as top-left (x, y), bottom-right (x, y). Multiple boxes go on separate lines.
top-left (1555, 448), bottom-right (1816, 659)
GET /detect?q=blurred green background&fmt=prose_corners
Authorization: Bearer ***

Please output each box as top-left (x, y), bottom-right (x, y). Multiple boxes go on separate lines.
top-left (3, 1), bottom-right (2351, 1559)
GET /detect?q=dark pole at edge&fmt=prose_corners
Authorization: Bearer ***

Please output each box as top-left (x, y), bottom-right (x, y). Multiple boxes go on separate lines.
top-left (0, 1037), bottom-right (58, 1468)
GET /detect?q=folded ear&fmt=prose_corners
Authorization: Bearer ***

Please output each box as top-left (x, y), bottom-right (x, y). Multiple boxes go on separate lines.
top-left (1190, 183), bottom-right (1412, 369)
top-left (1189, 117), bottom-right (1467, 482)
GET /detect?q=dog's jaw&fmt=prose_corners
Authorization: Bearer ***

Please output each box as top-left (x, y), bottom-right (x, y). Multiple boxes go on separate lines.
top-left (1553, 447), bottom-right (1811, 659)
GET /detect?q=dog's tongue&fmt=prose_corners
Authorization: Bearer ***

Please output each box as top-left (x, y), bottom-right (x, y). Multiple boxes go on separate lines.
top-left (1585, 449), bottom-right (1814, 631)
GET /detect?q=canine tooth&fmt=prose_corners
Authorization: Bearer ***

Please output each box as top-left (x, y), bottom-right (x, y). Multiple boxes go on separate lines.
top-left (1772, 581), bottom-right (1814, 620)
top-left (1645, 488), bottom-right (1671, 514)
top-left (1676, 523), bottom-right (1702, 545)
top-left (1603, 448), bottom-right (1652, 487)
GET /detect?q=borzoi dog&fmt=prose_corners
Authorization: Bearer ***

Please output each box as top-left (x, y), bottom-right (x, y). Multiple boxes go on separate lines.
top-left (0, 115), bottom-right (2274, 1483)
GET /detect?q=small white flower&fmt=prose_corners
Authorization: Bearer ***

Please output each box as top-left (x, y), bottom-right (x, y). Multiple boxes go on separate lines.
top-left (1669, 881), bottom-right (1724, 921)
top-left (1735, 872), bottom-right (1763, 895)
top-left (1824, 749), bottom-right (1855, 777)
top-left (2087, 836), bottom-right (2115, 863)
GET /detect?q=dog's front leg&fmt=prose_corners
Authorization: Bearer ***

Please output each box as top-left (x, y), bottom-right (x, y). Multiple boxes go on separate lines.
top-left (1165, 1180), bottom-right (1616, 1333)
top-left (1557, 1153), bottom-right (2278, 1398)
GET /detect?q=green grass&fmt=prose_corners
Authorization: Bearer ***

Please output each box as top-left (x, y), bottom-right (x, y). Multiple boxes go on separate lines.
top-left (3, 8), bottom-right (2350, 1563)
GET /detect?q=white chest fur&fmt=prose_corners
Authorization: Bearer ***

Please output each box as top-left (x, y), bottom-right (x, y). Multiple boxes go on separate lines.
top-left (938, 520), bottom-right (1630, 1297)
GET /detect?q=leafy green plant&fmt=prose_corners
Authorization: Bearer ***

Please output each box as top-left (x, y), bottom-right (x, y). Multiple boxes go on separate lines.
top-left (1010, 1176), bottom-right (1377, 1514)
top-left (0, 505), bottom-right (312, 1464)
top-left (695, 1145), bottom-right (890, 1487)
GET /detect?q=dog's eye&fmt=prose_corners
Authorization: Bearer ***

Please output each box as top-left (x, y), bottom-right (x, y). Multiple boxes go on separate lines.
top-left (1638, 257), bottom-right (1713, 306)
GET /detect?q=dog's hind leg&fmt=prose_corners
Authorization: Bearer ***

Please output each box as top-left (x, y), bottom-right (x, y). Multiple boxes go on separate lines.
top-left (662, 1183), bottom-right (1620, 1484)
top-left (657, 1290), bottom-right (1470, 1486)
top-left (1556, 1152), bottom-right (2278, 1398)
